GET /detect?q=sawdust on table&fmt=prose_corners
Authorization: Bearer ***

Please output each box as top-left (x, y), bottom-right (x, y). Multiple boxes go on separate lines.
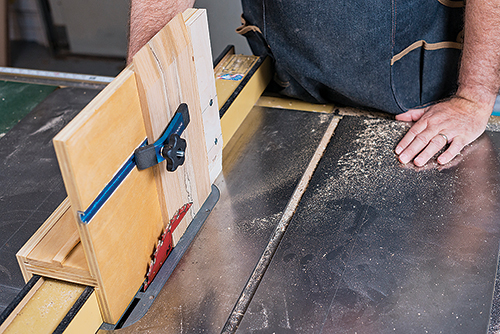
top-left (301, 117), bottom-right (459, 218)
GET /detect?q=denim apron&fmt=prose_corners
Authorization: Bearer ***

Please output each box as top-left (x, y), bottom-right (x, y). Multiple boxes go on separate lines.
top-left (238, 0), bottom-right (464, 114)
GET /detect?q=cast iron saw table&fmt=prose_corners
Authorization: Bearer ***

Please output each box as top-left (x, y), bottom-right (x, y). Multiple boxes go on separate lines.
top-left (3, 73), bottom-right (500, 333)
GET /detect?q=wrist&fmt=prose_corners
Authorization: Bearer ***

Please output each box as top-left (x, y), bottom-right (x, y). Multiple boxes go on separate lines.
top-left (455, 84), bottom-right (497, 111)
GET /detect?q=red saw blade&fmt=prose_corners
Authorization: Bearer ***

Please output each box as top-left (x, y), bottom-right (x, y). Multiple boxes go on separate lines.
top-left (143, 202), bottom-right (193, 290)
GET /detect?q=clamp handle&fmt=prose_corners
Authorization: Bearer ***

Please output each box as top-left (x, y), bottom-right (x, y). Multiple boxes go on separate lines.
top-left (134, 103), bottom-right (190, 171)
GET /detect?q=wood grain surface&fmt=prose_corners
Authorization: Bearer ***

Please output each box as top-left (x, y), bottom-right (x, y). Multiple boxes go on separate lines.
top-left (133, 12), bottom-right (211, 245)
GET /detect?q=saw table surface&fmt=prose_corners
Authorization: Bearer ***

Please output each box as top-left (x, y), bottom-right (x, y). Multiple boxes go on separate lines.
top-left (0, 83), bottom-right (100, 313)
top-left (3, 78), bottom-right (500, 333)
top-left (238, 116), bottom-right (500, 333)
top-left (0, 80), bottom-right (57, 137)
top-left (104, 106), bottom-right (500, 334)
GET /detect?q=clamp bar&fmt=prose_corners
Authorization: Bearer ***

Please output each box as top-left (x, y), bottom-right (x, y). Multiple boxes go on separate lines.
top-left (78, 139), bottom-right (148, 224)
top-left (78, 104), bottom-right (190, 225)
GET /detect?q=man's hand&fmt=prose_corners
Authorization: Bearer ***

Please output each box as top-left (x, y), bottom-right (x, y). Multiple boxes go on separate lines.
top-left (395, 96), bottom-right (492, 167)
top-left (395, 0), bottom-right (500, 167)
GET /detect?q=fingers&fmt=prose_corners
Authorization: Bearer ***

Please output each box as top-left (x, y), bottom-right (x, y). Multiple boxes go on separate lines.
top-left (412, 134), bottom-right (449, 166)
top-left (397, 130), bottom-right (449, 166)
top-left (395, 121), bottom-right (428, 157)
top-left (395, 108), bottom-right (426, 122)
top-left (393, 96), bottom-right (491, 167)
top-left (437, 140), bottom-right (463, 165)
top-left (395, 105), bottom-right (455, 166)
top-left (396, 129), bottom-right (465, 166)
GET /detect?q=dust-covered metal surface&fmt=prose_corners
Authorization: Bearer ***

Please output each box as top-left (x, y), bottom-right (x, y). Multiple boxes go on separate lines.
top-left (0, 87), bottom-right (100, 313)
top-left (486, 131), bottom-right (500, 334)
top-left (108, 107), bottom-right (334, 333)
top-left (237, 116), bottom-right (500, 334)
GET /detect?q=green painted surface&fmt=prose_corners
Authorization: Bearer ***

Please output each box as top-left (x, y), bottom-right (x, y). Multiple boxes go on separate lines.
top-left (0, 81), bottom-right (57, 137)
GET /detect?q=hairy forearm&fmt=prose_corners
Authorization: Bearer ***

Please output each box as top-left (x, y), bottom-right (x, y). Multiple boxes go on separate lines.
top-left (457, 0), bottom-right (500, 109)
top-left (127, 0), bottom-right (195, 63)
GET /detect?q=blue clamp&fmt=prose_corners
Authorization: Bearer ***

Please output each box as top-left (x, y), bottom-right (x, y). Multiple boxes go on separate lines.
top-left (135, 103), bottom-right (190, 172)
top-left (78, 104), bottom-right (190, 224)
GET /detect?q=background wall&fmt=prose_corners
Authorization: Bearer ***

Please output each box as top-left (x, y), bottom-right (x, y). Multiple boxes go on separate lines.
top-left (8, 0), bottom-right (48, 46)
top-left (8, 0), bottom-right (251, 59)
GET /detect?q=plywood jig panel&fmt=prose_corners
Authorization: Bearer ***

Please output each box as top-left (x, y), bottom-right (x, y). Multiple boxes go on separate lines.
top-left (52, 65), bottom-right (164, 323)
top-left (53, 67), bottom-right (147, 211)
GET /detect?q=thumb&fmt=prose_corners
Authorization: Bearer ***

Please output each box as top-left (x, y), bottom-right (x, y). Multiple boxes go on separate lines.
top-left (395, 108), bottom-right (426, 122)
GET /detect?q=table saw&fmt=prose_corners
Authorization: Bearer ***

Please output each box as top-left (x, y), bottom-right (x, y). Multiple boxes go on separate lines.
top-left (2, 9), bottom-right (500, 334)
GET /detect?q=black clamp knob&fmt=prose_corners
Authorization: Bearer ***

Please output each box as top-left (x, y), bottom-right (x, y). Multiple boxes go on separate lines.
top-left (134, 103), bottom-right (190, 172)
top-left (161, 134), bottom-right (187, 172)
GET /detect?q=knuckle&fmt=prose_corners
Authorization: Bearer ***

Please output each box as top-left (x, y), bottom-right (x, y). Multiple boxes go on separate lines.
top-left (425, 117), bottom-right (440, 127)
top-left (449, 136), bottom-right (466, 149)
top-left (407, 127), bottom-right (421, 137)
top-left (429, 136), bottom-right (443, 146)
top-left (414, 133), bottom-right (430, 145)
